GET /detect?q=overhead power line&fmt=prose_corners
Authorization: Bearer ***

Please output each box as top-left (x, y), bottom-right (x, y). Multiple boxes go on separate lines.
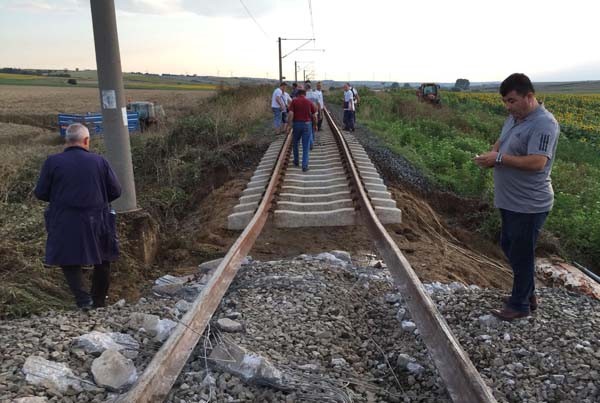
top-left (239, 0), bottom-right (269, 39)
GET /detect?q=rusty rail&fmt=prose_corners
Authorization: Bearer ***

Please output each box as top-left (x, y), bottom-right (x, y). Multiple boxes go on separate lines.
top-left (325, 109), bottom-right (497, 403)
top-left (114, 132), bottom-right (292, 403)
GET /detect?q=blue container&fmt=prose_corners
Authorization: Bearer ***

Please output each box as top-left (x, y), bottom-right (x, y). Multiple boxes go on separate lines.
top-left (58, 112), bottom-right (140, 136)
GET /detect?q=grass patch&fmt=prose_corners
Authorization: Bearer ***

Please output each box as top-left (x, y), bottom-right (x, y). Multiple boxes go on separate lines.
top-left (354, 89), bottom-right (600, 270)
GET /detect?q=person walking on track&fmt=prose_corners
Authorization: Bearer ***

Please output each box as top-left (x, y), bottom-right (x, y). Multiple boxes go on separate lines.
top-left (34, 123), bottom-right (122, 311)
top-left (271, 82), bottom-right (288, 135)
top-left (315, 82), bottom-right (325, 131)
top-left (474, 73), bottom-right (560, 321)
top-left (305, 83), bottom-right (322, 149)
top-left (285, 89), bottom-right (318, 172)
top-left (343, 83), bottom-right (356, 132)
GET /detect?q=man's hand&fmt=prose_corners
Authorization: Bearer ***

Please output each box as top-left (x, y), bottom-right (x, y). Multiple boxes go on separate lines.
top-left (473, 151), bottom-right (498, 168)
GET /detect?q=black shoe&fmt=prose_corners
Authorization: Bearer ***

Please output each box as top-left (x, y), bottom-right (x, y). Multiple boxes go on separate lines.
top-left (310, 145), bottom-right (313, 150)
top-left (302, 167), bottom-right (309, 172)
top-left (293, 162), bottom-right (299, 167)
top-left (79, 301), bottom-right (93, 312)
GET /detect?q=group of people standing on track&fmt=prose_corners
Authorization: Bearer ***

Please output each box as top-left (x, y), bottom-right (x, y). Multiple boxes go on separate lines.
top-left (271, 81), bottom-right (359, 172)
top-left (271, 80), bottom-right (325, 171)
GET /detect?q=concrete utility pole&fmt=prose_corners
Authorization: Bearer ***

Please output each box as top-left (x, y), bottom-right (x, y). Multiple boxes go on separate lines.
top-left (90, 0), bottom-right (137, 212)
top-left (294, 61), bottom-right (298, 83)
top-left (278, 37), bottom-right (283, 83)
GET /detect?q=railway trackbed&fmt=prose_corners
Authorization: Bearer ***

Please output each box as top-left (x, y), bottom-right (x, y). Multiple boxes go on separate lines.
top-left (113, 111), bottom-right (497, 403)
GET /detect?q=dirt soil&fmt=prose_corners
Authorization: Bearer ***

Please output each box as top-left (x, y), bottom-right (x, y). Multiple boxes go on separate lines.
top-left (174, 168), bottom-right (512, 290)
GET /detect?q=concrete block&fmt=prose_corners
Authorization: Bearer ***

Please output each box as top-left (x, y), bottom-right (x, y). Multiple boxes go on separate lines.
top-left (375, 206), bottom-right (402, 224)
top-left (233, 201), bottom-right (259, 213)
top-left (227, 211), bottom-right (254, 230)
top-left (276, 199), bottom-right (354, 212)
top-left (278, 191), bottom-right (351, 203)
top-left (274, 208), bottom-right (357, 227)
top-left (281, 184), bottom-right (349, 195)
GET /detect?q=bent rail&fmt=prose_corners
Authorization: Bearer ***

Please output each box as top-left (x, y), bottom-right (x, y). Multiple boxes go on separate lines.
top-left (114, 132), bottom-right (292, 403)
top-left (325, 109), bottom-right (497, 403)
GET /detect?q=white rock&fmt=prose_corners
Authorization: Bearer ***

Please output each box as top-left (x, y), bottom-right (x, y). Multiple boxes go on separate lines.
top-left (13, 396), bottom-right (49, 403)
top-left (478, 314), bottom-right (499, 328)
top-left (155, 319), bottom-right (177, 342)
top-left (72, 331), bottom-right (122, 355)
top-left (330, 250), bottom-right (352, 263)
top-left (315, 252), bottom-right (346, 266)
top-left (217, 318), bottom-right (243, 332)
top-left (209, 341), bottom-right (283, 387)
top-left (154, 274), bottom-right (187, 286)
top-left (401, 321), bottom-right (417, 333)
top-left (22, 356), bottom-right (82, 393)
top-left (430, 282), bottom-right (449, 294)
top-left (407, 362), bottom-right (425, 375)
top-left (448, 282), bottom-right (468, 292)
top-left (114, 299), bottom-right (126, 308)
top-left (503, 333), bottom-right (512, 341)
top-left (469, 285), bottom-right (481, 291)
top-left (91, 349), bottom-right (138, 391)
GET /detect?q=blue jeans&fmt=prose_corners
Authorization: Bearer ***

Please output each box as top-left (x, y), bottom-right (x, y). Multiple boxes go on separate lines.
top-left (292, 121), bottom-right (312, 169)
top-left (343, 110), bottom-right (355, 131)
top-left (500, 209), bottom-right (549, 313)
top-left (272, 107), bottom-right (283, 129)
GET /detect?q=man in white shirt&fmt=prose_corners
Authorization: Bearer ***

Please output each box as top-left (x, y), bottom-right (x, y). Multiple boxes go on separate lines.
top-left (305, 83), bottom-right (322, 148)
top-left (343, 83), bottom-right (355, 132)
top-left (271, 82), bottom-right (288, 135)
top-left (315, 82), bottom-right (325, 131)
top-left (281, 90), bottom-right (292, 125)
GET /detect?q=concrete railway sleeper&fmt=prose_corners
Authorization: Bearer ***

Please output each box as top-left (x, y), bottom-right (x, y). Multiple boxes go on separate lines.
top-left (113, 112), bottom-right (496, 402)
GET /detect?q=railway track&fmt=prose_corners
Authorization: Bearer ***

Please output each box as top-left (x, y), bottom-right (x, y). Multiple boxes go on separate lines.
top-left (114, 110), bottom-right (497, 403)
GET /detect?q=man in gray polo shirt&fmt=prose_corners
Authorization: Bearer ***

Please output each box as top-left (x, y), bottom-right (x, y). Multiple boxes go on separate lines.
top-left (474, 73), bottom-right (559, 321)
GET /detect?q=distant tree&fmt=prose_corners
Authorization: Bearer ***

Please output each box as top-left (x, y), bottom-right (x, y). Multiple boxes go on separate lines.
top-left (67, 78), bottom-right (77, 85)
top-left (454, 78), bottom-right (470, 91)
top-left (390, 82), bottom-right (400, 89)
top-left (75, 67), bottom-right (79, 72)
top-left (381, 82), bottom-right (386, 87)
top-left (403, 83), bottom-right (411, 88)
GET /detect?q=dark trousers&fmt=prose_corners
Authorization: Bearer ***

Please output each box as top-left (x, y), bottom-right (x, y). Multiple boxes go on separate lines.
top-left (500, 209), bottom-right (548, 313)
top-left (317, 110), bottom-right (323, 131)
top-left (292, 121), bottom-right (312, 170)
top-left (62, 261), bottom-right (111, 308)
top-left (343, 110), bottom-right (355, 131)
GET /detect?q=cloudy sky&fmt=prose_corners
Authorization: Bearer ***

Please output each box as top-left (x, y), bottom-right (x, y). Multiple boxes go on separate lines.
top-left (0, 0), bottom-right (599, 82)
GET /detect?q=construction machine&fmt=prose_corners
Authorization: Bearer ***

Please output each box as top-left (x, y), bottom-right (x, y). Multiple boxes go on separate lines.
top-left (416, 83), bottom-right (441, 106)
top-left (126, 101), bottom-right (165, 131)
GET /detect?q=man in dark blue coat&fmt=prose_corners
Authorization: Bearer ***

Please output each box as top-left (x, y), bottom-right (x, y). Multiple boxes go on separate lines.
top-left (34, 123), bottom-right (122, 310)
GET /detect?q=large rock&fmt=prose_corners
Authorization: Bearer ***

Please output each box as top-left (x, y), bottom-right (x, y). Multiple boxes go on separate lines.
top-left (72, 331), bottom-right (139, 357)
top-left (91, 349), bottom-right (138, 391)
top-left (209, 341), bottom-right (284, 388)
top-left (330, 250), bottom-right (352, 263)
top-left (315, 252), bottom-right (347, 266)
top-left (217, 318), bottom-right (243, 332)
top-left (22, 356), bottom-right (82, 393)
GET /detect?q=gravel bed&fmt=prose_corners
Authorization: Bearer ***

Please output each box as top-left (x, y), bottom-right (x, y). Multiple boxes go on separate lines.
top-left (166, 256), bottom-right (600, 403)
top-left (1, 255), bottom-right (598, 403)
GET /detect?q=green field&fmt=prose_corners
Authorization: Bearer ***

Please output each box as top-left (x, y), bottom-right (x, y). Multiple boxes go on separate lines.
top-left (355, 89), bottom-right (600, 272)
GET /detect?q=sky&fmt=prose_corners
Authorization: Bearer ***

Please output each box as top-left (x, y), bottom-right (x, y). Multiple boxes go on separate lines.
top-left (1, 0), bottom-right (599, 83)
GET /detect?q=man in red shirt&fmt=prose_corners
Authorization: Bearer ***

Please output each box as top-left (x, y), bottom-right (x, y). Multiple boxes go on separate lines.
top-left (285, 89), bottom-right (317, 172)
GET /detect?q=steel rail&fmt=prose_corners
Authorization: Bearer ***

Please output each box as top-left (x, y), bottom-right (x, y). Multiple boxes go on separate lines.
top-left (114, 131), bottom-right (293, 403)
top-left (324, 109), bottom-right (497, 403)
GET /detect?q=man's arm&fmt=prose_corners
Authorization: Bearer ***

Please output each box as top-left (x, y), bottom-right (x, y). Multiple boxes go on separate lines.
top-left (491, 140), bottom-right (500, 152)
top-left (34, 159), bottom-right (52, 202)
top-left (277, 94), bottom-right (286, 110)
top-left (473, 151), bottom-right (548, 171)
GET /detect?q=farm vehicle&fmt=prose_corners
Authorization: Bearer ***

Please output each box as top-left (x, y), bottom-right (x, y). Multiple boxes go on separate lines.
top-left (57, 101), bottom-right (165, 136)
top-left (416, 83), bottom-right (441, 106)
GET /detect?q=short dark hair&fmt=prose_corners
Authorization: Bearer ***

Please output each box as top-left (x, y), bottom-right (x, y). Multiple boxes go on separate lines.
top-left (292, 83), bottom-right (298, 88)
top-left (297, 89), bottom-right (306, 96)
top-left (280, 81), bottom-right (288, 87)
top-left (500, 73), bottom-right (535, 97)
